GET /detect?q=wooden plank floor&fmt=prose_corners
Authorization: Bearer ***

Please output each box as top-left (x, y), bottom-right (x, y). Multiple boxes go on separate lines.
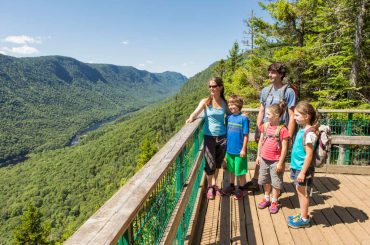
top-left (198, 168), bottom-right (370, 245)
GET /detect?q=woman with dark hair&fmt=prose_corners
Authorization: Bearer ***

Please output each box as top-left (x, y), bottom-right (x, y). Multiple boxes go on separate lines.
top-left (186, 77), bottom-right (228, 200)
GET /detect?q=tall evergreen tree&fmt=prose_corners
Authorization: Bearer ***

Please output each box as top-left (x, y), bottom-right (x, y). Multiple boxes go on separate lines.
top-left (13, 204), bottom-right (50, 245)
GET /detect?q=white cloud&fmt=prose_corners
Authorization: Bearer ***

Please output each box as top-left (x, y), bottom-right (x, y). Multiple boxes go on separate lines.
top-left (3, 45), bottom-right (39, 54)
top-left (4, 35), bottom-right (42, 44)
top-left (0, 50), bottom-right (6, 55)
top-left (122, 40), bottom-right (129, 45)
top-left (146, 60), bottom-right (153, 64)
top-left (138, 63), bottom-right (146, 67)
top-left (182, 61), bottom-right (194, 67)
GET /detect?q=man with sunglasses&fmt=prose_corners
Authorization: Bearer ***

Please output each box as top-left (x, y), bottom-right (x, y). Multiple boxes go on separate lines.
top-left (245, 62), bottom-right (297, 191)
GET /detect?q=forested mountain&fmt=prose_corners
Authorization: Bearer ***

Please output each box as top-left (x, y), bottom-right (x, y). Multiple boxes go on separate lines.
top-left (0, 61), bottom-right (210, 243)
top-left (0, 54), bottom-right (187, 166)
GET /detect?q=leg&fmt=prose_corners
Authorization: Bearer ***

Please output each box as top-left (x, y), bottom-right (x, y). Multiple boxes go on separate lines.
top-left (239, 174), bottom-right (246, 186)
top-left (245, 164), bottom-right (259, 191)
top-left (221, 153), bottom-right (236, 196)
top-left (204, 136), bottom-right (217, 199)
top-left (297, 186), bottom-right (309, 219)
top-left (229, 173), bottom-right (235, 185)
top-left (258, 183), bottom-right (271, 209)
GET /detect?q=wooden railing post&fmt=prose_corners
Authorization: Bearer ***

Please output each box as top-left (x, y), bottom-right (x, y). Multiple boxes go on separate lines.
top-left (344, 112), bottom-right (353, 165)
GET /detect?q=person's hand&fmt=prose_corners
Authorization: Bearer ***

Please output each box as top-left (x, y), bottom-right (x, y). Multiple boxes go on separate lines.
top-left (186, 117), bottom-right (194, 123)
top-left (276, 163), bottom-right (284, 173)
top-left (297, 172), bottom-right (305, 183)
top-left (240, 149), bottom-right (246, 158)
top-left (255, 157), bottom-right (260, 165)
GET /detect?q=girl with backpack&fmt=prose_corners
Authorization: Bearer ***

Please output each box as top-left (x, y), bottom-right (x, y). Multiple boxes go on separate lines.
top-left (256, 103), bottom-right (290, 214)
top-left (288, 101), bottom-right (318, 228)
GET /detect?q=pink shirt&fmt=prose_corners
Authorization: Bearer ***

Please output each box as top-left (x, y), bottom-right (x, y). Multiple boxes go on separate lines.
top-left (260, 123), bottom-right (290, 161)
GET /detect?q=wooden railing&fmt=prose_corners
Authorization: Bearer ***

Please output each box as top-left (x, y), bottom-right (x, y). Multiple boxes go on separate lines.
top-left (65, 109), bottom-right (370, 244)
top-left (65, 117), bottom-right (205, 244)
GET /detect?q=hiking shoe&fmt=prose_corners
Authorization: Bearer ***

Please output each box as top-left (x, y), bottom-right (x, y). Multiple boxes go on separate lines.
top-left (221, 184), bottom-right (236, 196)
top-left (288, 216), bottom-right (311, 228)
top-left (244, 180), bottom-right (259, 192)
top-left (287, 214), bottom-right (301, 222)
top-left (258, 198), bottom-right (271, 209)
top-left (269, 201), bottom-right (279, 214)
top-left (233, 188), bottom-right (246, 200)
top-left (206, 187), bottom-right (214, 200)
top-left (213, 185), bottom-right (221, 196)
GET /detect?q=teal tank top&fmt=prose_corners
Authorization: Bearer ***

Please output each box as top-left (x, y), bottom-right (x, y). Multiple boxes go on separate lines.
top-left (290, 129), bottom-right (306, 170)
top-left (203, 100), bottom-right (226, 136)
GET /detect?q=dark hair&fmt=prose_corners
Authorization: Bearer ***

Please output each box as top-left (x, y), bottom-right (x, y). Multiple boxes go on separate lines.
top-left (268, 62), bottom-right (287, 79)
top-left (228, 94), bottom-right (243, 110)
top-left (267, 103), bottom-right (285, 117)
top-left (206, 77), bottom-right (226, 106)
top-left (295, 101), bottom-right (319, 126)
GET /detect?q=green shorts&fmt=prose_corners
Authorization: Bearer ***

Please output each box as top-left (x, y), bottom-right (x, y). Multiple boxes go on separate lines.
top-left (226, 152), bottom-right (248, 176)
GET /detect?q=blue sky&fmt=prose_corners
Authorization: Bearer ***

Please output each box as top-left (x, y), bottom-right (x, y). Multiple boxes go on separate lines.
top-left (0, 0), bottom-right (270, 77)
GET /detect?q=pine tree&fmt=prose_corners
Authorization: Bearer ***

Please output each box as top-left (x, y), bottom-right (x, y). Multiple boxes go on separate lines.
top-left (135, 134), bottom-right (158, 171)
top-left (13, 204), bottom-right (50, 245)
top-left (227, 41), bottom-right (243, 73)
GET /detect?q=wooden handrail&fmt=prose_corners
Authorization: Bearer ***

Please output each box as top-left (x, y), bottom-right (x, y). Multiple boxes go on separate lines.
top-left (242, 108), bottom-right (370, 113)
top-left (64, 118), bottom-right (203, 245)
top-left (246, 133), bottom-right (370, 145)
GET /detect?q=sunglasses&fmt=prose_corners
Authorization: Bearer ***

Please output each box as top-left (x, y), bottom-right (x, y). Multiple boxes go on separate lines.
top-left (208, 85), bottom-right (219, 88)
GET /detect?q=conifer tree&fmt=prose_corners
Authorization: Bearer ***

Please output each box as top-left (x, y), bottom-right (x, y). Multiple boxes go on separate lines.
top-left (13, 204), bottom-right (50, 245)
top-left (135, 134), bottom-right (158, 171)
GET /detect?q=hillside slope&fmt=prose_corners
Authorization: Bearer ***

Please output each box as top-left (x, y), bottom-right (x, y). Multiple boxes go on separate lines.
top-left (0, 54), bottom-right (187, 165)
top-left (0, 64), bottom-right (211, 243)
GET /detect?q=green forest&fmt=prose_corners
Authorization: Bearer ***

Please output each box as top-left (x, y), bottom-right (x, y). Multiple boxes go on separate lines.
top-left (1, 0), bottom-right (369, 244)
top-left (0, 55), bottom-right (186, 166)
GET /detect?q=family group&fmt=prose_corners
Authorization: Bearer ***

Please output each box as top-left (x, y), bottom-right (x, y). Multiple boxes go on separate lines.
top-left (186, 62), bottom-right (319, 229)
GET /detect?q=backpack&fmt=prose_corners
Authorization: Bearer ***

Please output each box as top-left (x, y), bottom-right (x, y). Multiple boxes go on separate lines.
top-left (303, 125), bottom-right (331, 168)
top-left (262, 122), bottom-right (286, 151)
top-left (262, 80), bottom-right (298, 108)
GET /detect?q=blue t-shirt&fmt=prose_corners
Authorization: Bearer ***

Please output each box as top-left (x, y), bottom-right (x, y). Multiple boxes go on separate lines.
top-left (260, 85), bottom-right (296, 125)
top-left (290, 128), bottom-right (317, 170)
top-left (226, 113), bottom-right (250, 155)
top-left (203, 101), bottom-right (227, 136)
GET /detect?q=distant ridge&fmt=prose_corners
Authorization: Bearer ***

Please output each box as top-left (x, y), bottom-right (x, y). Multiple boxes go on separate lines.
top-left (0, 54), bottom-right (187, 165)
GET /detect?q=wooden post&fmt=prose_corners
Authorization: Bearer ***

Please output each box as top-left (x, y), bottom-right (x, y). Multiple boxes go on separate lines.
top-left (344, 112), bottom-right (353, 165)
top-left (337, 145), bottom-right (345, 165)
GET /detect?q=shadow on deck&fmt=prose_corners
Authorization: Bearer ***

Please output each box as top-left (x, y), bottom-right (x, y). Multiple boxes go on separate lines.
top-left (192, 168), bottom-right (370, 245)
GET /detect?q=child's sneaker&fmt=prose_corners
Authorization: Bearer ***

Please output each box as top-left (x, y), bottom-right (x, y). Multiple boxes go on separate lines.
top-left (233, 188), bottom-right (246, 200)
top-left (288, 216), bottom-right (310, 228)
top-left (269, 201), bottom-right (279, 214)
top-left (258, 198), bottom-right (271, 209)
top-left (221, 184), bottom-right (235, 196)
top-left (206, 187), bottom-right (214, 200)
top-left (287, 214), bottom-right (301, 222)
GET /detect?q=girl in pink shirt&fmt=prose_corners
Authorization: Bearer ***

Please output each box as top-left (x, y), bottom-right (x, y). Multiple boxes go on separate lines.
top-left (256, 104), bottom-right (290, 213)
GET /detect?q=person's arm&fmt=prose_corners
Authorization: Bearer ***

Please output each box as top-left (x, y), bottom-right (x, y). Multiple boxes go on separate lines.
top-left (256, 104), bottom-right (265, 127)
top-left (287, 107), bottom-right (295, 138)
top-left (276, 138), bottom-right (288, 172)
top-left (297, 143), bottom-right (314, 182)
top-left (186, 99), bottom-right (206, 123)
top-left (255, 127), bottom-right (263, 165)
top-left (240, 134), bottom-right (249, 158)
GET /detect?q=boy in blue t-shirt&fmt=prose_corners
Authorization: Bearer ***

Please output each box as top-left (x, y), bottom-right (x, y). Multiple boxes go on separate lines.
top-left (221, 95), bottom-right (250, 200)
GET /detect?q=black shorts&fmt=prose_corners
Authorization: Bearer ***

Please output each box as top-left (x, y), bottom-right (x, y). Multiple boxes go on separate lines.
top-left (203, 135), bottom-right (226, 175)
